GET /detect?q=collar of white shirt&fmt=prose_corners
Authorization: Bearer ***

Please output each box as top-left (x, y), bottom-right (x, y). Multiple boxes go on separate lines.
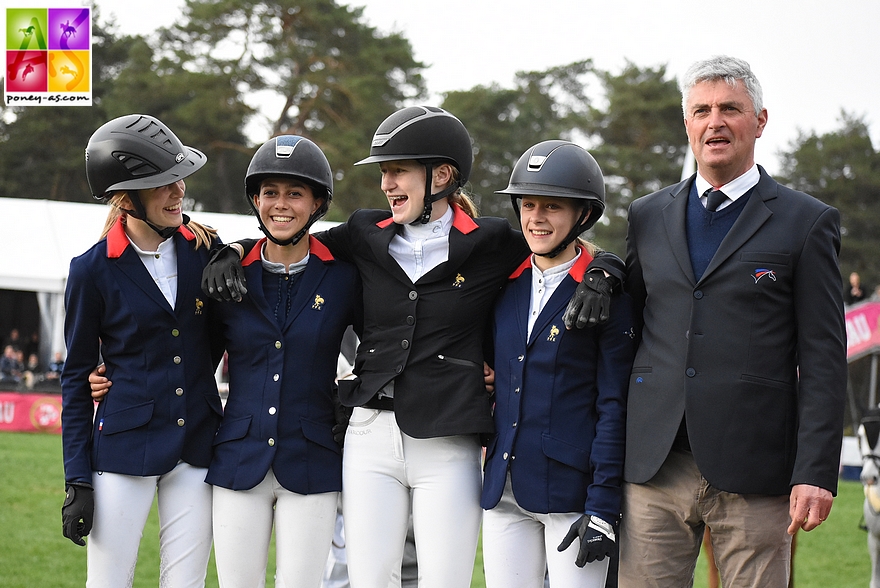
top-left (260, 242), bottom-right (309, 275)
top-left (695, 164), bottom-right (760, 210)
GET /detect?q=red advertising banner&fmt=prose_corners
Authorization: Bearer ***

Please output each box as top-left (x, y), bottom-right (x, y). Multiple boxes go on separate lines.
top-left (0, 392), bottom-right (62, 434)
top-left (846, 301), bottom-right (880, 362)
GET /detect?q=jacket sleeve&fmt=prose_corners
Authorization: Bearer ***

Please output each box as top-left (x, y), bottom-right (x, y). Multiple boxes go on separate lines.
top-left (60, 256), bottom-right (103, 486)
top-left (314, 215), bottom-right (358, 262)
top-left (588, 250), bottom-right (626, 287)
top-left (584, 293), bottom-right (636, 522)
top-left (790, 206), bottom-right (847, 494)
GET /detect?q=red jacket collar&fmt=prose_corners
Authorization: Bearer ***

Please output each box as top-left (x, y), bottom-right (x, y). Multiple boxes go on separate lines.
top-left (507, 244), bottom-right (594, 281)
top-left (375, 203), bottom-right (478, 234)
top-left (242, 234), bottom-right (334, 267)
top-left (106, 217), bottom-right (194, 259)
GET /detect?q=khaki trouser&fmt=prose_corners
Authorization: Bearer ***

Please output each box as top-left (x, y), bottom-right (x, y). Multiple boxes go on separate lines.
top-left (618, 449), bottom-right (792, 588)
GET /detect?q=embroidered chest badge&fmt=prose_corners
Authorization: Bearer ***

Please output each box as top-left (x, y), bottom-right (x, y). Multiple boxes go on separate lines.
top-left (548, 325), bottom-right (560, 342)
top-left (452, 273), bottom-right (465, 288)
top-left (312, 294), bottom-right (325, 310)
top-left (195, 298), bottom-right (204, 315)
top-left (753, 268), bottom-right (777, 283)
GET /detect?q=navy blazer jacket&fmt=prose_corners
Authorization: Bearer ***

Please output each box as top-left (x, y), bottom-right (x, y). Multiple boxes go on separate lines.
top-left (624, 167), bottom-right (847, 495)
top-left (206, 237), bottom-right (359, 494)
top-left (62, 219), bottom-right (224, 485)
top-left (481, 248), bottom-right (635, 522)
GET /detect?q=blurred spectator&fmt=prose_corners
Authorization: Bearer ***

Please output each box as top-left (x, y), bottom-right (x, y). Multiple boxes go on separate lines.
top-left (23, 353), bottom-right (43, 390)
top-left (0, 344), bottom-right (23, 387)
top-left (4, 328), bottom-right (22, 352)
top-left (846, 272), bottom-right (868, 305)
top-left (871, 285), bottom-right (880, 302)
top-left (25, 331), bottom-right (40, 358)
top-left (44, 352), bottom-right (64, 388)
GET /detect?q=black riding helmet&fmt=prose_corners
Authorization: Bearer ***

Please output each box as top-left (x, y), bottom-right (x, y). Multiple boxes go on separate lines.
top-left (85, 114), bottom-right (207, 238)
top-left (496, 140), bottom-right (606, 258)
top-left (245, 135), bottom-right (333, 247)
top-left (355, 106), bottom-right (473, 224)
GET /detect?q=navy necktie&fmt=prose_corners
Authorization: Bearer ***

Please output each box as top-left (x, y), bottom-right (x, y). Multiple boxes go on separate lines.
top-left (705, 189), bottom-right (727, 212)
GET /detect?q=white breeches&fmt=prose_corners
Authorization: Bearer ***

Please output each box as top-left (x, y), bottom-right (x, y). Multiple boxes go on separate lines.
top-left (482, 478), bottom-right (609, 588)
top-left (342, 408), bottom-right (483, 588)
top-left (87, 462), bottom-right (213, 588)
top-left (212, 469), bottom-right (338, 588)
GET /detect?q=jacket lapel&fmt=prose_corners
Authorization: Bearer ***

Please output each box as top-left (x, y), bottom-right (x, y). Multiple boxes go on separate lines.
top-left (173, 232), bottom-right (201, 317)
top-left (367, 218), bottom-right (414, 286)
top-left (661, 177), bottom-right (697, 285)
top-left (418, 205), bottom-right (478, 284)
top-left (282, 254), bottom-right (329, 332)
top-left (242, 258), bottom-right (277, 327)
top-left (527, 277), bottom-right (575, 348)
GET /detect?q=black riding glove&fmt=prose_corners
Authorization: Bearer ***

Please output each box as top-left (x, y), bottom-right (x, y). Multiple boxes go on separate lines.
top-left (557, 514), bottom-right (616, 566)
top-left (332, 393), bottom-right (353, 448)
top-left (201, 244), bottom-right (248, 302)
top-left (61, 483), bottom-right (94, 547)
top-left (563, 271), bottom-right (619, 330)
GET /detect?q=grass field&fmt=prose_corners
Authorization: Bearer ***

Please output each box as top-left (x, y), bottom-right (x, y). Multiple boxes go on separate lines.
top-left (0, 430), bottom-right (871, 587)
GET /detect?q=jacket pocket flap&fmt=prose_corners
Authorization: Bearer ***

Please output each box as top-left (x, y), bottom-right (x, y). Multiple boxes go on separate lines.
top-left (101, 401), bottom-right (154, 435)
top-left (542, 434), bottom-right (590, 473)
top-left (301, 417), bottom-right (342, 455)
top-left (739, 252), bottom-right (791, 265)
top-left (212, 415), bottom-right (252, 445)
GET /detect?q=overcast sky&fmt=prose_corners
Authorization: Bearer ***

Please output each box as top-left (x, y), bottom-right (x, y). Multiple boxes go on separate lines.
top-left (96, 0), bottom-right (880, 176)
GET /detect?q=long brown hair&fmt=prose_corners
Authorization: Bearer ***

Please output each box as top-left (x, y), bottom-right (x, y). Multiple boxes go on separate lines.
top-left (99, 192), bottom-right (217, 249)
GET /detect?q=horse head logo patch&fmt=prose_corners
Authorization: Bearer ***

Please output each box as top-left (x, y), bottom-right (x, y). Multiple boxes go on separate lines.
top-left (753, 268), bottom-right (777, 283)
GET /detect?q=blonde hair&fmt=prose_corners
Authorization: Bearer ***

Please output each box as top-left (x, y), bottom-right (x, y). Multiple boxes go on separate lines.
top-left (99, 192), bottom-right (217, 249)
top-left (445, 164), bottom-right (480, 218)
top-left (451, 190), bottom-right (479, 218)
top-left (576, 237), bottom-right (599, 258)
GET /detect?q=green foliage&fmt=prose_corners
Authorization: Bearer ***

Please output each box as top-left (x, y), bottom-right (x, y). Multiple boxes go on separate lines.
top-left (441, 60), bottom-right (686, 262)
top-left (586, 62), bottom-right (687, 256)
top-left (442, 61), bottom-right (594, 225)
top-left (102, 33), bottom-right (254, 213)
top-left (779, 112), bottom-right (880, 289)
top-left (160, 0), bottom-right (427, 216)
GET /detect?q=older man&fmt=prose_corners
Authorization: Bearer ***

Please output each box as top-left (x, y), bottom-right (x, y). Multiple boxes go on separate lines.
top-left (615, 56), bottom-right (846, 587)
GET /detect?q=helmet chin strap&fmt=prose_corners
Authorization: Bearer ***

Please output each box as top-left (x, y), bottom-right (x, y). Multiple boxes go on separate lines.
top-left (249, 194), bottom-right (328, 247)
top-left (510, 195), bottom-right (592, 259)
top-left (536, 206), bottom-right (591, 259)
top-left (122, 191), bottom-right (183, 239)
top-left (411, 162), bottom-right (458, 225)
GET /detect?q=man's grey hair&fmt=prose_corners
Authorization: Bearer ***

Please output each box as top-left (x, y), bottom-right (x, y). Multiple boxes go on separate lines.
top-left (680, 55), bottom-right (763, 116)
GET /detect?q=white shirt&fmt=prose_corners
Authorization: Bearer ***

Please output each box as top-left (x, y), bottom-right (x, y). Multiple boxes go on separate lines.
top-left (388, 207), bottom-right (453, 282)
top-left (259, 242), bottom-right (309, 275)
top-left (696, 164), bottom-right (760, 211)
top-left (527, 250), bottom-right (580, 340)
top-left (130, 236), bottom-right (178, 308)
